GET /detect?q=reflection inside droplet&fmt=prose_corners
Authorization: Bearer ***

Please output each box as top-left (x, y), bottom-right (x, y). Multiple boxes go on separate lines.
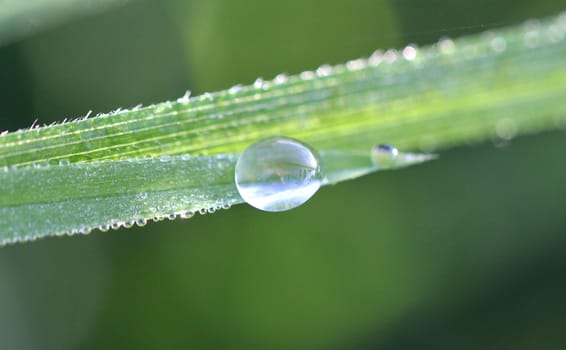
top-left (235, 136), bottom-right (322, 212)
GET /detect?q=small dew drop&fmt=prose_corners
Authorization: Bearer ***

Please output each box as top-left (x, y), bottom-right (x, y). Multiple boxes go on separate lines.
top-left (438, 37), bottom-right (456, 55)
top-left (368, 50), bottom-right (383, 66)
top-left (346, 58), bottom-right (366, 71)
top-left (179, 211), bottom-right (194, 219)
top-left (402, 45), bottom-right (418, 61)
top-left (181, 90), bottom-right (191, 102)
top-left (300, 70), bottom-right (315, 80)
top-left (235, 136), bottom-right (322, 212)
top-left (167, 213), bottom-right (177, 221)
top-left (274, 74), bottom-right (288, 85)
top-left (200, 92), bottom-right (214, 102)
top-left (98, 225), bottom-right (110, 232)
top-left (229, 85), bottom-right (243, 94)
top-left (547, 24), bottom-right (563, 43)
top-left (524, 30), bottom-right (540, 47)
top-left (490, 37), bottom-right (506, 53)
top-left (253, 78), bottom-right (264, 89)
top-left (199, 208), bottom-right (207, 215)
top-left (383, 49), bottom-right (399, 63)
top-left (316, 64), bottom-right (332, 77)
top-left (123, 221), bottom-right (135, 229)
top-left (371, 144), bottom-right (399, 167)
top-left (135, 218), bottom-right (147, 227)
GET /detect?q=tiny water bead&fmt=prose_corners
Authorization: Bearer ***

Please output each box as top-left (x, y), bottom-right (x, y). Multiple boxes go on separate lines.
top-left (374, 143), bottom-right (398, 155)
top-left (371, 144), bottom-right (399, 167)
top-left (235, 136), bottom-right (322, 212)
top-left (371, 143), bottom-right (437, 170)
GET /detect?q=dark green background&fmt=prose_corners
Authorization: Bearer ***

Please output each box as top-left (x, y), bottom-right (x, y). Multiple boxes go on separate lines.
top-left (0, 0), bottom-right (565, 349)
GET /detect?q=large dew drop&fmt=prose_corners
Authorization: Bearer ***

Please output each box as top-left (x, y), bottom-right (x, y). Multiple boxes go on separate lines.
top-left (235, 136), bottom-right (322, 212)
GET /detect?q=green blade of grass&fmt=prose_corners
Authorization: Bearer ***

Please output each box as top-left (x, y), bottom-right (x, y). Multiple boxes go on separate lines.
top-left (0, 13), bottom-right (565, 245)
top-left (0, 155), bottom-right (240, 244)
top-left (0, 150), bottom-right (433, 244)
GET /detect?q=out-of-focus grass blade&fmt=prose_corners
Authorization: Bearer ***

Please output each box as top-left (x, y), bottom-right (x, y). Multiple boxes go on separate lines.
top-left (0, 0), bottom-right (131, 46)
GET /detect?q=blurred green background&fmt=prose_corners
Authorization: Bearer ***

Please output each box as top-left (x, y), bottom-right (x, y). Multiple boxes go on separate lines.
top-left (1, 0), bottom-right (565, 349)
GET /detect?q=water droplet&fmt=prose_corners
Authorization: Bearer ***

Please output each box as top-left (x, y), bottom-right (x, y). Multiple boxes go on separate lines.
top-left (547, 24), bottom-right (563, 43)
top-left (300, 70), bottom-right (315, 80)
top-left (253, 78), bottom-right (264, 89)
top-left (490, 36), bottom-right (506, 53)
top-left (235, 136), bottom-right (322, 212)
top-left (98, 225), bottom-right (110, 232)
top-left (346, 58), bottom-right (366, 71)
top-left (135, 218), bottom-right (147, 227)
top-left (177, 90), bottom-right (191, 103)
top-left (370, 144), bottom-right (437, 170)
top-left (438, 37), bottom-right (455, 55)
top-left (167, 213), bottom-right (176, 221)
top-left (371, 144), bottom-right (399, 166)
top-left (200, 92), bottom-right (213, 102)
top-left (123, 221), bottom-right (135, 229)
top-left (316, 64), bottom-right (332, 77)
top-left (522, 20), bottom-right (541, 48)
top-left (383, 49), bottom-right (399, 63)
top-left (374, 144), bottom-right (398, 155)
top-left (274, 74), bottom-right (288, 85)
top-left (179, 211), bottom-right (194, 219)
top-left (368, 50), bottom-right (383, 66)
top-left (402, 45), bottom-right (418, 61)
top-left (229, 84), bottom-right (243, 94)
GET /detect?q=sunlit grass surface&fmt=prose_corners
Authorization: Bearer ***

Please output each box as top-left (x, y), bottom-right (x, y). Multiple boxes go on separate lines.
top-left (1, 13), bottom-right (564, 244)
